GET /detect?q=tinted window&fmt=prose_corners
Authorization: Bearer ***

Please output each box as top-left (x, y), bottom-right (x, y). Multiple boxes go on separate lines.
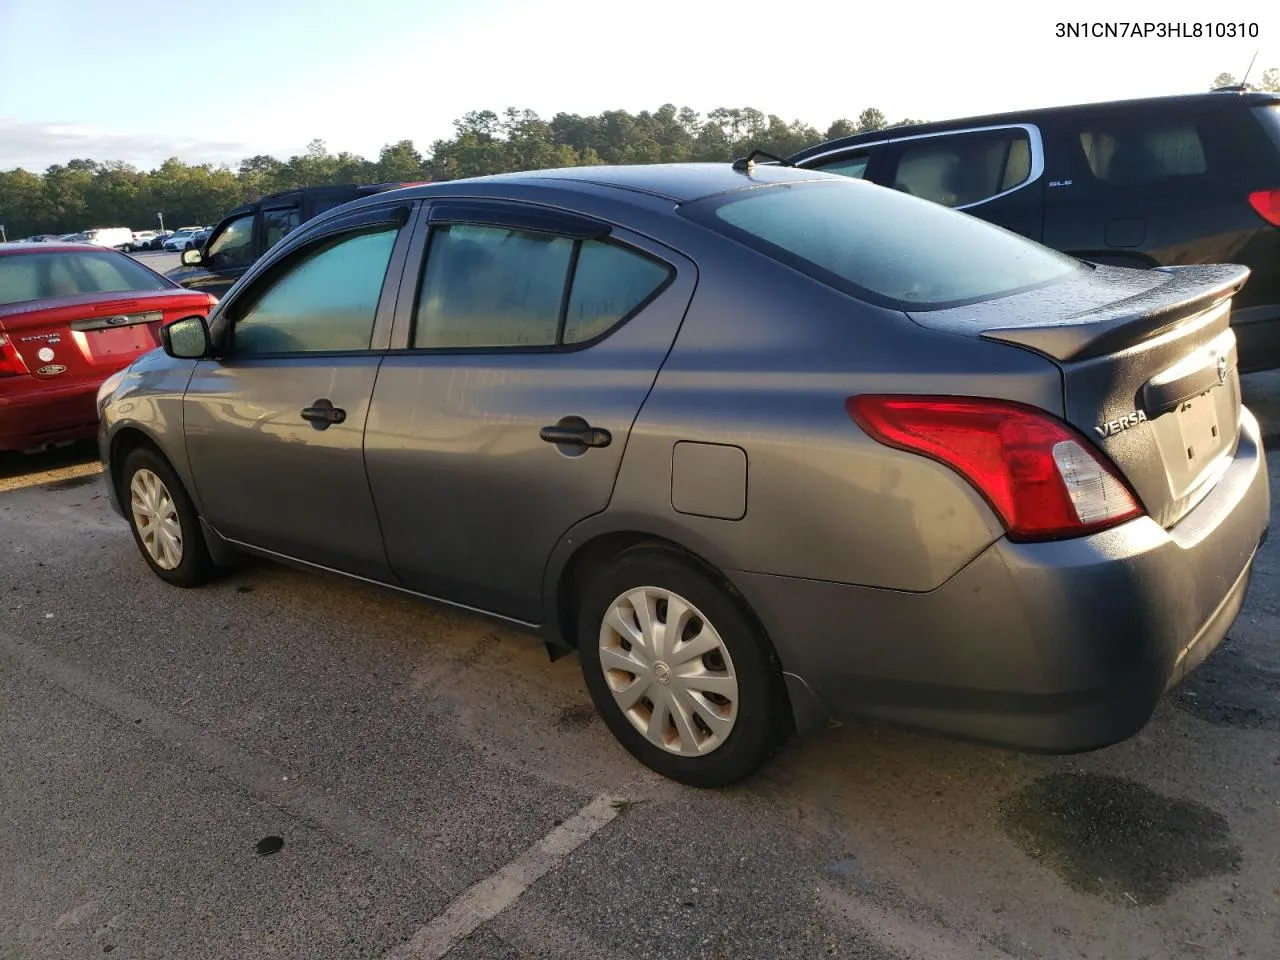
top-left (1077, 116), bottom-right (1207, 181)
top-left (205, 214), bottom-right (255, 270)
top-left (683, 179), bottom-right (1081, 310)
top-left (263, 207), bottom-right (301, 250)
top-left (891, 129), bottom-right (1033, 207)
top-left (1253, 105), bottom-right (1280, 153)
top-left (232, 227), bottom-right (398, 355)
top-left (0, 250), bottom-right (170, 305)
top-left (564, 240), bottom-right (670, 344)
top-left (810, 153), bottom-right (871, 179)
top-left (414, 224), bottom-right (573, 348)
top-left (413, 225), bottom-right (671, 349)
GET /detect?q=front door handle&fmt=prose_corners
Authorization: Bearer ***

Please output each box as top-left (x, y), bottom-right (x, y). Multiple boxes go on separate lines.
top-left (540, 416), bottom-right (611, 449)
top-left (301, 398), bottom-right (346, 430)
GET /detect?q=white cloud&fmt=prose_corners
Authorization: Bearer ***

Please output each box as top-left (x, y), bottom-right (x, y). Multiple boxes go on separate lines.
top-left (0, 117), bottom-right (268, 172)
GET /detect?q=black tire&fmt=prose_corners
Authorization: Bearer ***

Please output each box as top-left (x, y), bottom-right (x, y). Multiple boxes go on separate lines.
top-left (120, 446), bottom-right (215, 587)
top-left (577, 546), bottom-right (791, 788)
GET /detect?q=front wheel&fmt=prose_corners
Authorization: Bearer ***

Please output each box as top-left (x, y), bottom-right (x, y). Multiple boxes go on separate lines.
top-left (121, 447), bottom-right (215, 587)
top-left (578, 547), bottom-right (791, 788)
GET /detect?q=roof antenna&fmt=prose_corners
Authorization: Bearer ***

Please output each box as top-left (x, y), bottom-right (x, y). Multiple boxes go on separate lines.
top-left (1240, 48), bottom-right (1260, 90)
top-left (731, 149), bottom-right (794, 172)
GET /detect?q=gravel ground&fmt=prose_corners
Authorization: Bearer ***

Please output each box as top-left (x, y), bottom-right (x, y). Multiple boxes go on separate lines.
top-left (0, 373), bottom-right (1277, 960)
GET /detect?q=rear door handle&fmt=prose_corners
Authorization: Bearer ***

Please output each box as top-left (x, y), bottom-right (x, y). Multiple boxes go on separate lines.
top-left (540, 417), bottom-right (611, 449)
top-left (301, 398), bottom-right (346, 429)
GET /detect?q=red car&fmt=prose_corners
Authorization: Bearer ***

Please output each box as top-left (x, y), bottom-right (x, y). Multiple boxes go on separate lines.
top-left (0, 243), bottom-right (216, 453)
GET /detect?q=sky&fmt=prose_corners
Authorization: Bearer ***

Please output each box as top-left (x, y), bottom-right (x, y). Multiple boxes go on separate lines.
top-left (0, 0), bottom-right (1276, 172)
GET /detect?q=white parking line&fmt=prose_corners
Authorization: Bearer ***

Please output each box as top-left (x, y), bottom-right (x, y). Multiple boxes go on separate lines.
top-left (381, 793), bottom-right (625, 960)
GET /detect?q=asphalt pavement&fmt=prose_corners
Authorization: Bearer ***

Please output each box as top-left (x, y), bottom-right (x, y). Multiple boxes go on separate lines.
top-left (131, 250), bottom-right (181, 277)
top-left (1, 374), bottom-right (1278, 960)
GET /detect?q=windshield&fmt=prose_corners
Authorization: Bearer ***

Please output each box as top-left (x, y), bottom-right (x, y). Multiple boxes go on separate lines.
top-left (680, 178), bottom-right (1083, 310)
top-left (0, 250), bottom-right (172, 305)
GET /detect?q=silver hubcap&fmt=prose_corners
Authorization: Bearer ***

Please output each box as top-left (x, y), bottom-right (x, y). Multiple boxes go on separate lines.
top-left (129, 468), bottom-right (182, 570)
top-left (599, 587), bottom-right (739, 756)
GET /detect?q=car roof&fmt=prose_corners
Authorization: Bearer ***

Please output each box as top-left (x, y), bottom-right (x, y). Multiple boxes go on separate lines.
top-left (787, 89), bottom-right (1280, 162)
top-left (0, 242), bottom-right (124, 255)
top-left (382, 162), bottom-right (839, 205)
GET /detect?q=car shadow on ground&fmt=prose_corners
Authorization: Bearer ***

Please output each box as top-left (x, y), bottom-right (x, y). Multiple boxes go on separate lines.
top-left (0, 440), bottom-right (100, 487)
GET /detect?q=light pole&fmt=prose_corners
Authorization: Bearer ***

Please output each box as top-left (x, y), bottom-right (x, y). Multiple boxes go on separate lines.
top-left (157, 212), bottom-right (165, 234)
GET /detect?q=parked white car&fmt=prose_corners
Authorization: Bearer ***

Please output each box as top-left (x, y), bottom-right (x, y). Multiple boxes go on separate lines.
top-left (161, 229), bottom-right (203, 251)
top-left (81, 227), bottom-right (134, 249)
top-left (121, 230), bottom-right (159, 252)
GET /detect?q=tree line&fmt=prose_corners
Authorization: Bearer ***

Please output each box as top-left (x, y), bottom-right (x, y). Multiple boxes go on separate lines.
top-left (0, 105), bottom-right (916, 238)
top-left (4, 66), bottom-right (1274, 240)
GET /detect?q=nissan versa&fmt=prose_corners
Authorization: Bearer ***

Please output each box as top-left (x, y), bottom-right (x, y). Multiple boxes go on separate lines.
top-left (96, 163), bottom-right (1271, 787)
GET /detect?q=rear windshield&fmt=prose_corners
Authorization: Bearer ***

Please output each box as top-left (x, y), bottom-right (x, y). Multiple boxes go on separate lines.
top-left (0, 250), bottom-right (172, 306)
top-left (679, 178), bottom-right (1083, 310)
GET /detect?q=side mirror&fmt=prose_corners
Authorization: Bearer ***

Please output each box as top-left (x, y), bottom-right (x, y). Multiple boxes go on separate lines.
top-left (181, 247), bottom-right (203, 266)
top-left (161, 315), bottom-right (212, 360)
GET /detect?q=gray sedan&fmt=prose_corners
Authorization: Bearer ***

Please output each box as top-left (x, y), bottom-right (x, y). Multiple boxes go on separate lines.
top-left (96, 163), bottom-right (1271, 787)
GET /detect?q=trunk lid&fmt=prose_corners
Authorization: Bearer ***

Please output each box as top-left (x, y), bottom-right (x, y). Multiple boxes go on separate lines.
top-left (0, 289), bottom-right (212, 382)
top-left (906, 262), bottom-right (1250, 529)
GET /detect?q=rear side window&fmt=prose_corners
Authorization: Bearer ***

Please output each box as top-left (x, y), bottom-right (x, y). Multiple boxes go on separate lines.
top-left (809, 153), bottom-right (871, 179)
top-left (1253, 105), bottom-right (1280, 153)
top-left (681, 179), bottom-right (1082, 310)
top-left (413, 224), bottom-right (671, 349)
top-left (564, 240), bottom-right (670, 343)
top-left (231, 227), bottom-right (398, 355)
top-left (890, 129), bottom-right (1033, 207)
top-left (1076, 116), bottom-right (1207, 181)
top-left (0, 250), bottom-right (170, 306)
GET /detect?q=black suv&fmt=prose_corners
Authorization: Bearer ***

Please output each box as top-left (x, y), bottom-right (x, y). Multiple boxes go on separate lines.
top-left (786, 90), bottom-right (1280, 373)
top-left (166, 181), bottom-right (425, 298)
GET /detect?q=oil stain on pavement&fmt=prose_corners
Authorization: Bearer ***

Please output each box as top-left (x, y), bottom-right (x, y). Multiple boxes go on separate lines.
top-left (1000, 772), bottom-right (1241, 906)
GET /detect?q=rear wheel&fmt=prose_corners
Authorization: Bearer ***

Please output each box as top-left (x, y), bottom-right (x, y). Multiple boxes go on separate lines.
top-left (577, 547), bottom-right (790, 787)
top-left (121, 447), bottom-right (214, 587)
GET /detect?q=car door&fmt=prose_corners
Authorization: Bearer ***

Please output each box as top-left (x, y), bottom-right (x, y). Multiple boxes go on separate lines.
top-left (363, 199), bottom-right (697, 622)
top-left (1041, 106), bottom-right (1250, 268)
top-left (183, 213), bottom-right (254, 296)
top-left (877, 125), bottom-right (1046, 241)
top-left (182, 201), bottom-right (416, 578)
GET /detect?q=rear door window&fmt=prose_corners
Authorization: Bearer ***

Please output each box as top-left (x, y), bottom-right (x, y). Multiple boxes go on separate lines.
top-left (564, 239), bottom-right (671, 343)
top-left (263, 207), bottom-right (301, 251)
top-left (411, 223), bottom-right (671, 350)
top-left (887, 128), bottom-right (1034, 207)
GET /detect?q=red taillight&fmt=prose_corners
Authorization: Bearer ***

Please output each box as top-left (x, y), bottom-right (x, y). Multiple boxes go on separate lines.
top-left (1248, 188), bottom-right (1280, 227)
top-left (846, 395), bottom-right (1144, 541)
top-left (0, 333), bottom-right (29, 378)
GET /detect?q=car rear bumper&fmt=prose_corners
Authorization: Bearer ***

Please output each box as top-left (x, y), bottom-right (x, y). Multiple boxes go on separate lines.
top-left (0, 378), bottom-right (99, 452)
top-left (730, 406), bottom-right (1271, 752)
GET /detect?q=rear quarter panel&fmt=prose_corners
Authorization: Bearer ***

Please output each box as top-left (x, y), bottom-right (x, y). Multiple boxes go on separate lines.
top-left (599, 241), bottom-right (1068, 593)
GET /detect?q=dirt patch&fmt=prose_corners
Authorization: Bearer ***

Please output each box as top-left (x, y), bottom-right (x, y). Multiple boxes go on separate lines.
top-left (1000, 772), bottom-right (1241, 906)
top-left (1173, 641), bottom-right (1280, 731)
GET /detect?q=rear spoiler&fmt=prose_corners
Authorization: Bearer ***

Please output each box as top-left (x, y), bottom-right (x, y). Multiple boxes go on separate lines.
top-left (979, 264), bottom-right (1250, 362)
